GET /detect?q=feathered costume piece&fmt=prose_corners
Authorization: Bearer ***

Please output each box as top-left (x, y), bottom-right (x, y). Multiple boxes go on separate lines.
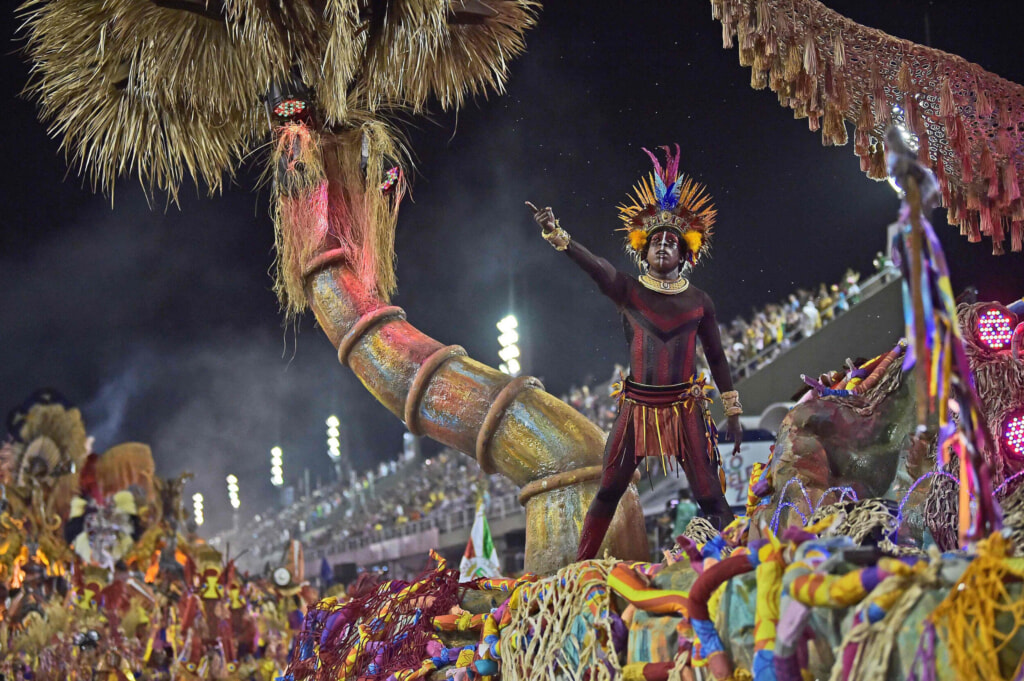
top-left (616, 145), bottom-right (717, 267)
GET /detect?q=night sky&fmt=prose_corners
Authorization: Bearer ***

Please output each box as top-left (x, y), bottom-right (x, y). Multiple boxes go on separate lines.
top-left (3, 1), bottom-right (1023, 532)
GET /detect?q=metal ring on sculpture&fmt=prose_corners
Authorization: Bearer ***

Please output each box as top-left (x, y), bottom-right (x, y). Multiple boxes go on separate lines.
top-left (337, 306), bottom-right (407, 368)
top-left (518, 466), bottom-right (641, 506)
top-left (404, 345), bottom-right (468, 436)
top-left (303, 247), bottom-right (350, 280)
top-left (475, 375), bottom-right (544, 475)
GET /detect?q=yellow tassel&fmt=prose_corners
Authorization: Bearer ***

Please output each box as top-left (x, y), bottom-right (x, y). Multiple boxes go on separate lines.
top-left (683, 230), bottom-right (703, 256)
top-left (628, 229), bottom-right (648, 251)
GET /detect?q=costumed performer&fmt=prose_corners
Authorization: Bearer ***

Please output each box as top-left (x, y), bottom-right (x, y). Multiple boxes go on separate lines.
top-left (525, 145), bottom-right (743, 561)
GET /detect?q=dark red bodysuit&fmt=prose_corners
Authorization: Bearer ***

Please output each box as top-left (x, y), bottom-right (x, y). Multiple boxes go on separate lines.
top-left (565, 239), bottom-right (737, 560)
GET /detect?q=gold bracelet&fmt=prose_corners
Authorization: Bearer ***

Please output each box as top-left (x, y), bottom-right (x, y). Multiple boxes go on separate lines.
top-left (542, 221), bottom-right (571, 251)
top-left (721, 390), bottom-right (743, 416)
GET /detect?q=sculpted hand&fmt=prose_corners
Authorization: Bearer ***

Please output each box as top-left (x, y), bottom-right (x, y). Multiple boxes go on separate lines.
top-left (726, 414), bottom-right (743, 456)
top-left (525, 201), bottom-right (557, 233)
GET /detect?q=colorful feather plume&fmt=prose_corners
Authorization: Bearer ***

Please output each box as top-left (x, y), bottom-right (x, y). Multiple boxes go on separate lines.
top-left (616, 145), bottom-right (717, 266)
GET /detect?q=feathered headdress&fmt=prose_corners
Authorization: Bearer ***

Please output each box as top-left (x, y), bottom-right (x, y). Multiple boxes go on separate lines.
top-left (616, 145), bottom-right (716, 267)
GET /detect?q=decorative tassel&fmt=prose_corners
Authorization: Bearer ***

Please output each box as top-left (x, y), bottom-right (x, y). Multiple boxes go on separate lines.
top-left (867, 142), bottom-right (887, 180)
top-left (978, 201), bottom-right (994, 236)
top-left (763, 21), bottom-right (777, 58)
top-left (792, 98), bottom-right (809, 121)
top-left (1011, 221), bottom-right (1023, 251)
top-left (907, 98), bottom-right (930, 162)
top-left (870, 59), bottom-right (890, 126)
top-left (752, 43), bottom-right (771, 76)
top-left (966, 212), bottom-right (981, 243)
top-left (781, 39), bottom-right (799, 79)
top-left (751, 67), bottom-right (769, 90)
top-left (939, 77), bottom-right (957, 118)
top-left (996, 130), bottom-right (1015, 156)
top-left (807, 110), bottom-right (821, 132)
top-left (721, 18), bottom-right (735, 50)
top-left (966, 190), bottom-right (981, 211)
top-left (833, 30), bottom-right (846, 68)
top-left (755, 0), bottom-right (770, 38)
top-left (855, 97), bottom-right (874, 157)
top-left (991, 214), bottom-right (1006, 254)
top-left (823, 101), bottom-right (848, 146)
top-left (802, 31), bottom-right (818, 78)
top-left (897, 62), bottom-right (913, 94)
top-left (1013, 201), bottom-right (1024, 221)
top-left (998, 101), bottom-right (1015, 130)
top-left (979, 145), bottom-right (999, 200)
top-left (974, 72), bottom-right (994, 117)
top-left (769, 53), bottom-right (788, 95)
top-left (943, 115), bottom-right (969, 184)
top-left (738, 10), bottom-right (755, 56)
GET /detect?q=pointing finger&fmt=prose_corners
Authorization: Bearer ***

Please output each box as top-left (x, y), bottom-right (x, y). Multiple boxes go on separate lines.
top-left (525, 201), bottom-right (538, 212)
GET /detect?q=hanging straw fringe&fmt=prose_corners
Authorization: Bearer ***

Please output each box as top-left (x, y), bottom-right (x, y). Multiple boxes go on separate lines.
top-left (705, 0), bottom-right (1024, 253)
top-left (271, 121), bottom-right (408, 317)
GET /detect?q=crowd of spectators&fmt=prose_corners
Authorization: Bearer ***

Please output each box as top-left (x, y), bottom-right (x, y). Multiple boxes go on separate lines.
top-left (720, 269), bottom-right (862, 380)
top-left (234, 449), bottom-right (518, 561)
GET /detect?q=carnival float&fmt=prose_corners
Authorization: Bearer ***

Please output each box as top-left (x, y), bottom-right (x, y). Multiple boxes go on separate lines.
top-left (7, 0), bottom-right (1024, 679)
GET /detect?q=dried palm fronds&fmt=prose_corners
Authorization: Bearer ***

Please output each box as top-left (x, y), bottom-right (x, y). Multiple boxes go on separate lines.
top-left (271, 117), bottom-right (409, 316)
top-left (20, 0), bottom-right (538, 196)
top-left (19, 0), bottom-right (270, 197)
top-left (361, 0), bottom-right (539, 113)
top-left (19, 0), bottom-right (538, 309)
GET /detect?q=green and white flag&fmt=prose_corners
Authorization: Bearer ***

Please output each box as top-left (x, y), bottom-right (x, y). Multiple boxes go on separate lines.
top-left (459, 501), bottom-right (501, 582)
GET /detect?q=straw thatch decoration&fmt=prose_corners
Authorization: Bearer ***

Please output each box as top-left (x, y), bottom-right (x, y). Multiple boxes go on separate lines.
top-left (709, 0), bottom-right (1024, 254)
top-left (271, 119), bottom-right (408, 315)
top-left (19, 0), bottom-right (537, 194)
top-left (18, 0), bottom-right (537, 310)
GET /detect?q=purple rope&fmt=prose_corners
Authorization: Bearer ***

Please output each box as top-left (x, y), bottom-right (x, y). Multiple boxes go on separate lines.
top-left (814, 487), bottom-right (859, 512)
top-left (993, 469), bottom-right (1024, 497)
top-left (770, 478), bottom-right (813, 532)
top-left (905, 620), bottom-right (937, 681)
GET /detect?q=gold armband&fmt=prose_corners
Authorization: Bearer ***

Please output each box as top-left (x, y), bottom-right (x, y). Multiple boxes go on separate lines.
top-left (721, 390), bottom-right (743, 416)
top-left (542, 220), bottom-right (571, 251)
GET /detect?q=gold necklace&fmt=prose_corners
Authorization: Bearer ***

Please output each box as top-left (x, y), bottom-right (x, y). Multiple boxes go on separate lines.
top-left (639, 274), bottom-right (689, 294)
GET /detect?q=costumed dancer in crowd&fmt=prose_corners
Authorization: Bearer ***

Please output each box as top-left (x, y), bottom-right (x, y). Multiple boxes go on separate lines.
top-left (526, 145), bottom-right (743, 561)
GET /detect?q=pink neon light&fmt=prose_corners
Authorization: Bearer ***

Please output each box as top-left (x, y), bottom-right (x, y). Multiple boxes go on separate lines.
top-left (1005, 413), bottom-right (1024, 459)
top-left (977, 308), bottom-right (1014, 349)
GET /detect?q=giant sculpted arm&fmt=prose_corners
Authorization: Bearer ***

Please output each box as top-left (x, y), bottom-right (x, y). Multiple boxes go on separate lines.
top-left (525, 202), bottom-right (628, 304)
top-left (698, 292), bottom-right (743, 453)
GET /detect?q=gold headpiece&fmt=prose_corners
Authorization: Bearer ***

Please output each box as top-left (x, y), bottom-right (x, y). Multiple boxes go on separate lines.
top-left (616, 145), bottom-right (716, 267)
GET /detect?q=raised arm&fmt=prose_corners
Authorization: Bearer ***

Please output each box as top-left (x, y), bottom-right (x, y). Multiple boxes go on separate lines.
top-left (526, 201), bottom-right (628, 304)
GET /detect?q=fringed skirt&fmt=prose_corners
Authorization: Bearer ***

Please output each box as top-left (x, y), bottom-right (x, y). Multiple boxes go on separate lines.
top-left (612, 377), bottom-right (725, 495)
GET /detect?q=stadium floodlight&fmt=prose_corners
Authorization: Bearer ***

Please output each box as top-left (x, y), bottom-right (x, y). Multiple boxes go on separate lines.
top-left (226, 474), bottom-right (241, 510)
top-left (192, 492), bottom-right (205, 526)
top-left (326, 416), bottom-right (343, 462)
top-left (270, 446), bottom-right (284, 486)
top-left (497, 314), bottom-right (521, 377)
top-left (497, 315), bottom-right (518, 333)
